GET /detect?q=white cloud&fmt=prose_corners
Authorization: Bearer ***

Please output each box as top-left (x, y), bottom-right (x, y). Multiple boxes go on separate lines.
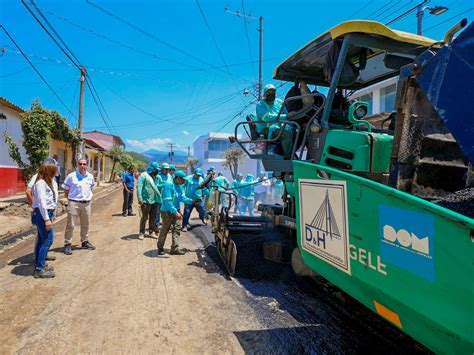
top-left (182, 130), bottom-right (190, 135)
top-left (126, 137), bottom-right (172, 151)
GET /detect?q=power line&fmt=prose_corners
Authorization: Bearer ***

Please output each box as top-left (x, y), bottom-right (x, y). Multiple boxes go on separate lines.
top-left (345, 0), bottom-right (374, 20)
top-left (241, 0), bottom-right (257, 81)
top-left (0, 25), bottom-right (75, 117)
top-left (378, 1), bottom-right (415, 23)
top-left (195, 0), bottom-right (248, 105)
top-left (373, 0), bottom-right (403, 22)
top-left (21, 0), bottom-right (81, 68)
top-left (385, 0), bottom-right (429, 26)
top-left (366, 0), bottom-right (395, 20)
top-left (84, 0), bottom-right (253, 83)
top-left (36, 6), bottom-right (200, 70)
top-left (0, 66), bottom-right (31, 78)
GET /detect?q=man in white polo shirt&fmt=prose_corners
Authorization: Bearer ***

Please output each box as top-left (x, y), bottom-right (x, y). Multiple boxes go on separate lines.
top-left (62, 158), bottom-right (96, 255)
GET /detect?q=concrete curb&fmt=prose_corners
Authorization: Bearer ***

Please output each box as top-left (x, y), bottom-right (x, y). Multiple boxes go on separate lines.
top-left (0, 184), bottom-right (121, 253)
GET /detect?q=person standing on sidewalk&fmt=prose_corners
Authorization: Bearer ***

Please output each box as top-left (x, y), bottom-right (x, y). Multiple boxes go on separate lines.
top-left (137, 162), bottom-right (161, 240)
top-left (157, 171), bottom-right (192, 255)
top-left (31, 159), bottom-right (58, 278)
top-left (122, 165), bottom-right (136, 217)
top-left (181, 168), bottom-right (207, 232)
top-left (62, 158), bottom-right (96, 255)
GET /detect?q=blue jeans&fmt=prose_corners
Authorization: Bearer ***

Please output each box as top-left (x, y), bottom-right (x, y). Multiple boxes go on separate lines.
top-left (33, 209), bottom-right (54, 271)
top-left (240, 199), bottom-right (255, 216)
top-left (182, 202), bottom-right (206, 227)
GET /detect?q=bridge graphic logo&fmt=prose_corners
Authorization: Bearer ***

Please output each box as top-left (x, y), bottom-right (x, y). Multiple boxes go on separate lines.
top-left (299, 179), bottom-right (351, 275)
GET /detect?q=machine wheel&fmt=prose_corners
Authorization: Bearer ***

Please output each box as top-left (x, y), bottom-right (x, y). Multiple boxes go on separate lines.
top-left (291, 247), bottom-right (317, 277)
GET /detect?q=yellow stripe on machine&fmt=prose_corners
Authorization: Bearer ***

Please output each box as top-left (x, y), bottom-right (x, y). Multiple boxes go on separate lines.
top-left (374, 300), bottom-right (403, 329)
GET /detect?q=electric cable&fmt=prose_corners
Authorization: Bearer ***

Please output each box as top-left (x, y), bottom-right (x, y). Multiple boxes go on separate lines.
top-left (241, 0), bottom-right (257, 82)
top-left (0, 25), bottom-right (76, 117)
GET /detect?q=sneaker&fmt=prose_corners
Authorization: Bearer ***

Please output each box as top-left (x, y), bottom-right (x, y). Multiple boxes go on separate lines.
top-left (200, 218), bottom-right (208, 226)
top-left (81, 241), bottom-right (96, 250)
top-left (181, 226), bottom-right (188, 232)
top-left (138, 233), bottom-right (144, 240)
top-left (157, 247), bottom-right (165, 256)
top-left (45, 263), bottom-right (54, 271)
top-left (64, 244), bottom-right (73, 255)
top-left (122, 213), bottom-right (128, 217)
top-left (34, 267), bottom-right (55, 278)
top-left (170, 247), bottom-right (185, 255)
top-left (45, 254), bottom-right (56, 261)
top-left (128, 212), bottom-right (136, 216)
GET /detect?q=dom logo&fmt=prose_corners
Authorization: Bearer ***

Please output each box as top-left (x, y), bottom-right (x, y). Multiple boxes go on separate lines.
top-left (379, 205), bottom-right (435, 281)
top-left (382, 225), bottom-right (430, 257)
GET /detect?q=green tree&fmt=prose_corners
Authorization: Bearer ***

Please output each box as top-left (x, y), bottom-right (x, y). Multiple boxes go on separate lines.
top-left (125, 151), bottom-right (149, 172)
top-left (222, 148), bottom-right (246, 179)
top-left (3, 100), bottom-right (80, 181)
top-left (185, 157), bottom-right (199, 173)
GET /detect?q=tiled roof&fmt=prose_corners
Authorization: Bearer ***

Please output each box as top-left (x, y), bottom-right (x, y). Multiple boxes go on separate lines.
top-left (0, 97), bottom-right (25, 113)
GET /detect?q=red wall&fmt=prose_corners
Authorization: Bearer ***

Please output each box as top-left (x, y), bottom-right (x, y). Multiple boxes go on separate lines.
top-left (0, 167), bottom-right (26, 197)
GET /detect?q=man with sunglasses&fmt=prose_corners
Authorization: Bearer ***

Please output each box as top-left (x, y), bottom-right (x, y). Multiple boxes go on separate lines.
top-left (62, 158), bottom-right (96, 255)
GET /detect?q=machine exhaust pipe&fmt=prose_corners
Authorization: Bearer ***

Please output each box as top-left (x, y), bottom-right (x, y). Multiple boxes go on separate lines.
top-left (443, 18), bottom-right (468, 44)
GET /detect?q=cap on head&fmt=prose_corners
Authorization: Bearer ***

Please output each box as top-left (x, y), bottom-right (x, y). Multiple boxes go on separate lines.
top-left (195, 168), bottom-right (203, 176)
top-left (150, 162), bottom-right (160, 170)
top-left (207, 166), bottom-right (216, 172)
top-left (217, 171), bottom-right (223, 176)
top-left (246, 174), bottom-right (253, 180)
top-left (236, 173), bottom-right (243, 178)
top-left (161, 163), bottom-right (170, 169)
top-left (169, 164), bottom-right (176, 170)
top-left (260, 170), bottom-right (266, 175)
top-left (263, 84), bottom-right (276, 95)
top-left (174, 170), bottom-right (186, 178)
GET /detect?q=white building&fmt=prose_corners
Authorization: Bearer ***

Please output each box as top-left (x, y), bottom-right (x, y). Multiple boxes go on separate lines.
top-left (349, 77), bottom-right (398, 115)
top-left (193, 132), bottom-right (259, 181)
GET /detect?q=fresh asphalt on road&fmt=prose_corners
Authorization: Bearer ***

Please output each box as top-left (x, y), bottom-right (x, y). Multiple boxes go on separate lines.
top-left (0, 189), bottom-right (428, 354)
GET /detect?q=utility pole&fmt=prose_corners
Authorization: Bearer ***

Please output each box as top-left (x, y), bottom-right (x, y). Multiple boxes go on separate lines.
top-left (224, 7), bottom-right (263, 175)
top-left (187, 145), bottom-right (191, 158)
top-left (78, 66), bottom-right (86, 159)
top-left (167, 143), bottom-right (177, 163)
top-left (224, 7), bottom-right (263, 100)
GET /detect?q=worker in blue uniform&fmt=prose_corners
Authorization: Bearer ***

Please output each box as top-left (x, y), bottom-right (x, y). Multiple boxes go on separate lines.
top-left (256, 84), bottom-right (295, 158)
top-left (157, 170), bottom-right (192, 255)
top-left (169, 164), bottom-right (176, 177)
top-left (239, 174), bottom-right (257, 216)
top-left (215, 171), bottom-right (230, 208)
top-left (182, 168), bottom-right (207, 231)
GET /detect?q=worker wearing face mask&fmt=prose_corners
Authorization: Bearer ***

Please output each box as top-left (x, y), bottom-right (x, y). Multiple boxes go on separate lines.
top-left (256, 84), bottom-right (295, 158)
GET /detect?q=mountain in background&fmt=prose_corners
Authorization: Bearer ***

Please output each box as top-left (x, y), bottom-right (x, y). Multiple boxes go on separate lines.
top-left (142, 149), bottom-right (188, 164)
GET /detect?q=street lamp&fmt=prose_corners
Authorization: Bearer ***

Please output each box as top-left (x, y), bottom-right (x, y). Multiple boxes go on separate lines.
top-left (417, 5), bottom-right (449, 35)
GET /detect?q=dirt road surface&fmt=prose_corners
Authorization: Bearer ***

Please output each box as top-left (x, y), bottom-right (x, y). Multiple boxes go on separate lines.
top-left (0, 189), bottom-right (425, 354)
top-left (0, 189), bottom-right (262, 353)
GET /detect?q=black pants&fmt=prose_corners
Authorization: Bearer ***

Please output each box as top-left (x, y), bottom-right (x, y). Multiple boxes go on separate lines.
top-left (139, 203), bottom-right (158, 234)
top-left (122, 188), bottom-right (134, 215)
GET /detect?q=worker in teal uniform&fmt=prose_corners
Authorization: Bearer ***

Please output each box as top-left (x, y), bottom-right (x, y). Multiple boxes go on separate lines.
top-left (272, 178), bottom-right (285, 202)
top-left (239, 174), bottom-right (257, 216)
top-left (182, 168), bottom-right (207, 231)
top-left (215, 171), bottom-right (230, 208)
top-left (157, 171), bottom-right (192, 255)
top-left (231, 173), bottom-right (243, 213)
top-left (169, 164), bottom-right (176, 177)
top-left (202, 166), bottom-right (216, 212)
top-left (256, 84), bottom-right (295, 158)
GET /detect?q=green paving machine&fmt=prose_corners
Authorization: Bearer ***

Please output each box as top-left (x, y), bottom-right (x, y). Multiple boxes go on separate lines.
top-left (210, 20), bottom-right (474, 353)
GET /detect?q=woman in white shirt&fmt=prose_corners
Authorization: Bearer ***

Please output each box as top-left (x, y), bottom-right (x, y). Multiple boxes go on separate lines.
top-left (32, 160), bottom-right (58, 278)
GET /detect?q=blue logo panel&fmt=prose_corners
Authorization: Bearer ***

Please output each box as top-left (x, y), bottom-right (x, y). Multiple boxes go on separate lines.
top-left (379, 205), bottom-right (435, 281)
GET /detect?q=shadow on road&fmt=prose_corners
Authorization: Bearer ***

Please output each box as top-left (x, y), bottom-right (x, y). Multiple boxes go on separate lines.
top-left (143, 249), bottom-right (170, 259)
top-left (121, 234), bottom-right (140, 241)
top-left (8, 252), bottom-right (35, 277)
top-left (187, 246), bottom-right (230, 279)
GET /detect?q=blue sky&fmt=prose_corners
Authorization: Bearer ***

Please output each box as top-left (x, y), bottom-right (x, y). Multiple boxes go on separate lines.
top-left (0, 0), bottom-right (471, 153)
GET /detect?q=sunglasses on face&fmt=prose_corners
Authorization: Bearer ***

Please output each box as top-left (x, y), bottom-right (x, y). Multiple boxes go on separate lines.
top-left (78, 163), bottom-right (87, 166)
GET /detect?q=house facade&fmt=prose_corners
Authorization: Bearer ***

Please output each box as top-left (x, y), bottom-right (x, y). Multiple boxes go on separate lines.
top-left (193, 132), bottom-right (258, 181)
top-left (348, 77), bottom-right (398, 115)
top-left (83, 131), bottom-right (125, 182)
top-left (0, 97), bottom-right (27, 197)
